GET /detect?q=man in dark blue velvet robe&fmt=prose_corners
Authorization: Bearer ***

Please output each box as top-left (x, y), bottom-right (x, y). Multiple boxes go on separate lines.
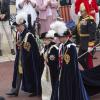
top-left (50, 20), bottom-right (89, 100)
top-left (40, 30), bottom-right (59, 100)
top-left (6, 14), bottom-right (42, 97)
top-left (60, 0), bottom-right (72, 6)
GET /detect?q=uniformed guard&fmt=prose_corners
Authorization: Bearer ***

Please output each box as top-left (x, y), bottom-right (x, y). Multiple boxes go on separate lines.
top-left (40, 30), bottom-right (59, 100)
top-left (6, 14), bottom-right (42, 97)
top-left (50, 20), bottom-right (89, 100)
top-left (77, 3), bottom-right (96, 69)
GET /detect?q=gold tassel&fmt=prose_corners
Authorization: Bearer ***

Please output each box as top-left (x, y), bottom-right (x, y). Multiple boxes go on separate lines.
top-left (45, 66), bottom-right (49, 82)
top-left (18, 60), bottom-right (23, 74)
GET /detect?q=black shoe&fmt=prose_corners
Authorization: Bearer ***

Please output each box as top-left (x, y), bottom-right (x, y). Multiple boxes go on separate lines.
top-left (11, 49), bottom-right (15, 55)
top-left (0, 96), bottom-right (5, 100)
top-left (0, 50), bottom-right (2, 56)
top-left (6, 92), bottom-right (18, 97)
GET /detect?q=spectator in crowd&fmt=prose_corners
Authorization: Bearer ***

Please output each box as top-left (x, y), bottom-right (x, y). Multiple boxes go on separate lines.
top-left (70, 0), bottom-right (79, 25)
top-left (97, 0), bottom-right (100, 7)
top-left (36, 0), bottom-right (58, 36)
top-left (0, 0), bottom-right (15, 56)
top-left (16, 0), bottom-right (37, 33)
top-left (89, 0), bottom-right (99, 26)
top-left (96, 0), bottom-right (100, 45)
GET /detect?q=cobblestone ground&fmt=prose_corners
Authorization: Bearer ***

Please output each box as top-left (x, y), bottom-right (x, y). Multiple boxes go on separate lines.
top-left (0, 61), bottom-right (51, 100)
top-left (0, 51), bottom-right (100, 100)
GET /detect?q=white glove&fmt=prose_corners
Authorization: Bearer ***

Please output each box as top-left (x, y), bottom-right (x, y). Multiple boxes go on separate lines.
top-left (88, 47), bottom-right (93, 52)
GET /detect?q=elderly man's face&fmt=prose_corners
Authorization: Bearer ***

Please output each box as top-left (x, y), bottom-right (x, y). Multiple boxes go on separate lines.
top-left (16, 24), bottom-right (24, 32)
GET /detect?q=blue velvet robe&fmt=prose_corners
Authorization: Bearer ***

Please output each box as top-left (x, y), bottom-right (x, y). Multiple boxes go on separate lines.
top-left (46, 42), bottom-right (59, 100)
top-left (58, 41), bottom-right (89, 100)
top-left (12, 28), bottom-right (42, 95)
top-left (81, 65), bottom-right (100, 96)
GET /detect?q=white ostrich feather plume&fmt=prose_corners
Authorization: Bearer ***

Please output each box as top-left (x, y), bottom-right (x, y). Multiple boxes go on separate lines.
top-left (46, 30), bottom-right (56, 38)
top-left (50, 21), bottom-right (67, 36)
top-left (16, 13), bottom-right (26, 25)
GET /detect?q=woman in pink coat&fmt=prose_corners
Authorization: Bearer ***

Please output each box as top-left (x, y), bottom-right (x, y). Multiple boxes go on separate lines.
top-left (36, 0), bottom-right (58, 35)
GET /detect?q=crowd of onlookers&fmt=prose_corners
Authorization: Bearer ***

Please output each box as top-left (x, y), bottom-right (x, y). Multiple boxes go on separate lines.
top-left (0, 0), bottom-right (100, 56)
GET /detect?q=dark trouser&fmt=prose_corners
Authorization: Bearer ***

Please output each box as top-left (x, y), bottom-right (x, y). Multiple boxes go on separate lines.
top-left (13, 72), bottom-right (22, 94)
top-left (78, 48), bottom-right (88, 69)
top-left (49, 66), bottom-right (59, 100)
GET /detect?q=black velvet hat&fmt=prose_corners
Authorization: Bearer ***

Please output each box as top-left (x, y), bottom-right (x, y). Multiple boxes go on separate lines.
top-left (39, 32), bottom-right (47, 39)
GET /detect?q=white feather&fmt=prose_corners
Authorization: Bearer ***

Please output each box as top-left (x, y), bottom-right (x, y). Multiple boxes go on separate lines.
top-left (46, 30), bottom-right (56, 38)
top-left (50, 21), bottom-right (67, 36)
top-left (16, 13), bottom-right (26, 25)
